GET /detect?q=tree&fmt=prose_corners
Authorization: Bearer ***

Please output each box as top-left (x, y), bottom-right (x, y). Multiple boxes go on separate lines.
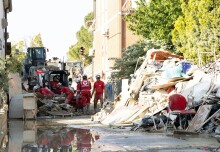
top-left (0, 40), bottom-right (26, 93)
top-left (30, 33), bottom-right (44, 47)
top-left (84, 12), bottom-right (94, 28)
top-left (111, 40), bottom-right (164, 80)
top-left (125, 0), bottom-right (182, 51)
top-left (67, 12), bottom-right (94, 65)
top-left (172, 0), bottom-right (220, 64)
top-left (6, 40), bottom-right (26, 73)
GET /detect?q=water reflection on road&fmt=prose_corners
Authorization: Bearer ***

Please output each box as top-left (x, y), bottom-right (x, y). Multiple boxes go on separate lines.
top-left (8, 120), bottom-right (100, 152)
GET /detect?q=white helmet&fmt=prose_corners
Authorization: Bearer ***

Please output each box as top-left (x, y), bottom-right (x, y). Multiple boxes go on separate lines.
top-left (33, 85), bottom-right (40, 92)
top-left (96, 74), bottom-right (101, 79)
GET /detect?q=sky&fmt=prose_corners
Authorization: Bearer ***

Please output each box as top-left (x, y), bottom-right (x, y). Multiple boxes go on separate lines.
top-left (7, 0), bottom-right (93, 61)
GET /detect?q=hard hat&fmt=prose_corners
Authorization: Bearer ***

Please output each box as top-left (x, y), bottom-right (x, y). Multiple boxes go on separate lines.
top-left (82, 74), bottom-right (87, 79)
top-left (96, 74), bottom-right (101, 79)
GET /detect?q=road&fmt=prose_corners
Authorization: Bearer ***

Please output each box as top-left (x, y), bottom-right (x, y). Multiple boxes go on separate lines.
top-left (56, 116), bottom-right (220, 152)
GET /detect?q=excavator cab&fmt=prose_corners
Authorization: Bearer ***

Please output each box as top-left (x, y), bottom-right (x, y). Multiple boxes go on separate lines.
top-left (23, 47), bottom-right (48, 77)
top-left (44, 70), bottom-right (69, 94)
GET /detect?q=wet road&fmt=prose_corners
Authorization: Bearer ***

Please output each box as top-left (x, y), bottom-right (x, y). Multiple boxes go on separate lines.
top-left (5, 117), bottom-right (220, 152)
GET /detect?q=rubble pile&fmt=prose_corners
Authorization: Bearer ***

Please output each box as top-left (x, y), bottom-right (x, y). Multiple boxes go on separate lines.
top-left (36, 98), bottom-right (76, 117)
top-left (93, 49), bottom-right (220, 137)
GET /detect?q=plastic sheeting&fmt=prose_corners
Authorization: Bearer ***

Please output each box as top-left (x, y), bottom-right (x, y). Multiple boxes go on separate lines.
top-left (180, 70), bottom-right (212, 103)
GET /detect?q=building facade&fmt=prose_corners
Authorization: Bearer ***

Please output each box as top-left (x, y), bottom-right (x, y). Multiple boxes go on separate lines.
top-left (0, 0), bottom-right (12, 59)
top-left (91, 0), bottom-right (141, 80)
top-left (0, 0), bottom-right (12, 150)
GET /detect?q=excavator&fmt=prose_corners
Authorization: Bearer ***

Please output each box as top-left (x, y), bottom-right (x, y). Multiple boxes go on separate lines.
top-left (9, 47), bottom-right (72, 119)
top-left (21, 47), bottom-right (72, 91)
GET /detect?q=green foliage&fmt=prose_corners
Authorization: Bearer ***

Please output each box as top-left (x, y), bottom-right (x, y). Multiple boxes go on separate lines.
top-left (125, 0), bottom-right (182, 51)
top-left (172, 0), bottom-right (220, 64)
top-left (6, 41), bottom-right (26, 73)
top-left (84, 12), bottom-right (94, 28)
top-left (0, 58), bottom-right (9, 92)
top-left (67, 12), bottom-right (94, 65)
top-left (111, 40), bottom-right (164, 80)
top-left (0, 40), bottom-right (26, 93)
top-left (76, 26), bottom-right (93, 49)
top-left (30, 33), bottom-right (44, 47)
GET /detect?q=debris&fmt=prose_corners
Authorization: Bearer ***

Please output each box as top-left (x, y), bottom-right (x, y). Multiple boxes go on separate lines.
top-left (91, 49), bottom-right (220, 139)
top-left (197, 109), bottom-right (220, 132)
top-left (187, 105), bottom-right (212, 132)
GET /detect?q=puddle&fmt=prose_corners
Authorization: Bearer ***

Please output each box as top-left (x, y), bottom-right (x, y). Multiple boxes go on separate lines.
top-left (7, 120), bottom-right (100, 152)
top-left (1, 119), bottom-right (219, 152)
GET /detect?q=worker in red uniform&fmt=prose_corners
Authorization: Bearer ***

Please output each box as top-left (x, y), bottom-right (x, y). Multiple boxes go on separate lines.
top-left (75, 78), bottom-right (81, 96)
top-left (50, 75), bottom-right (61, 95)
top-left (75, 78), bottom-right (87, 112)
top-left (57, 83), bottom-right (74, 105)
top-left (91, 74), bottom-right (105, 113)
top-left (80, 74), bottom-right (92, 114)
top-left (33, 85), bottom-right (54, 99)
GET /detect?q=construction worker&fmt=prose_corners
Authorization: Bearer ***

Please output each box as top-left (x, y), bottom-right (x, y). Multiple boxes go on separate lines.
top-left (91, 74), bottom-right (105, 113)
top-left (56, 83), bottom-right (74, 105)
top-left (75, 78), bottom-right (86, 110)
top-left (80, 74), bottom-right (92, 114)
top-left (51, 75), bottom-right (61, 95)
top-left (33, 85), bottom-right (54, 100)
